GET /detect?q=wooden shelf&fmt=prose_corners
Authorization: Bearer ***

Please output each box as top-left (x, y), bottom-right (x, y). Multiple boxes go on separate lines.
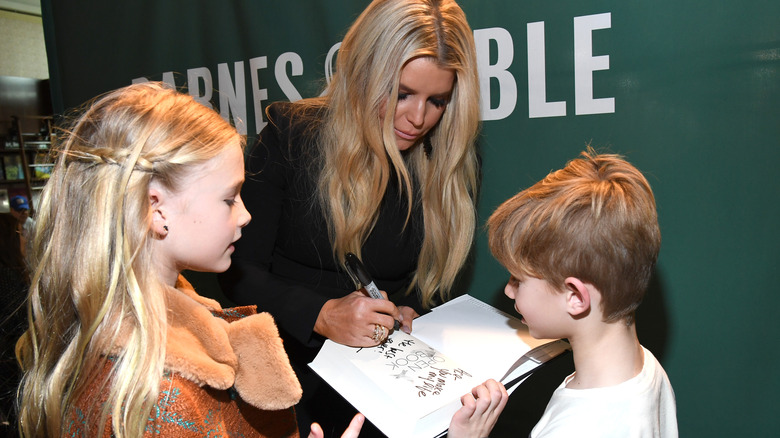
top-left (1, 115), bottom-right (54, 213)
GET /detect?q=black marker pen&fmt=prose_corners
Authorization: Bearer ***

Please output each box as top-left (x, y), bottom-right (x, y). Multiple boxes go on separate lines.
top-left (345, 252), bottom-right (401, 331)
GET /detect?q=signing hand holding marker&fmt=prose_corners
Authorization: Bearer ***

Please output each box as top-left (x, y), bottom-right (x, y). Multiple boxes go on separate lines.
top-left (345, 253), bottom-right (402, 331)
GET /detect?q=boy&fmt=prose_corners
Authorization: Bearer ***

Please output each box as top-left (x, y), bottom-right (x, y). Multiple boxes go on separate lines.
top-left (487, 149), bottom-right (677, 437)
top-left (9, 195), bottom-right (34, 240)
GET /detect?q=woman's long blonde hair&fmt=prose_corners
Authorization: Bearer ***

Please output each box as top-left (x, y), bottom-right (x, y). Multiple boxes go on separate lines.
top-left (294, 0), bottom-right (480, 307)
top-left (16, 82), bottom-right (242, 437)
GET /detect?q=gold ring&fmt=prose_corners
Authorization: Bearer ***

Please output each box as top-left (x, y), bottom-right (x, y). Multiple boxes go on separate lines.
top-left (372, 324), bottom-right (388, 343)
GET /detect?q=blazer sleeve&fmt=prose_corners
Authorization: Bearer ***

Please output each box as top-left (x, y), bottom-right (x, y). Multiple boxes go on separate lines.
top-left (218, 103), bottom-right (329, 347)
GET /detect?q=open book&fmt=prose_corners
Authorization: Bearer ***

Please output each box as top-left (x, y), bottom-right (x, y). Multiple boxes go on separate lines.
top-left (309, 294), bottom-right (571, 438)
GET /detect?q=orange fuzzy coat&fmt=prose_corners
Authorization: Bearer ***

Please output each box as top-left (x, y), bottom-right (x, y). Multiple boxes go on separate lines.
top-left (66, 276), bottom-right (302, 437)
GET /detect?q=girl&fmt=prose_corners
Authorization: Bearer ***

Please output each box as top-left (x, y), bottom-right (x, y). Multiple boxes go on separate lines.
top-left (16, 82), bottom-right (311, 437)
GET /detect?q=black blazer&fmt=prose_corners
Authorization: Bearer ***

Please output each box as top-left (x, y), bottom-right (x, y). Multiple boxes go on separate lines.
top-left (219, 102), bottom-right (425, 353)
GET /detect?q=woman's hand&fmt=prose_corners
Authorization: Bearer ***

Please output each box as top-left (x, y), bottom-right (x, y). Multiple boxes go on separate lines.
top-left (447, 379), bottom-right (508, 438)
top-left (397, 305), bottom-right (419, 334)
top-left (308, 413), bottom-right (364, 438)
top-left (314, 291), bottom-right (401, 347)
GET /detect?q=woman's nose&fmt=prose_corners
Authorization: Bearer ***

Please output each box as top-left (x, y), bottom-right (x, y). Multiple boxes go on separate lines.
top-left (406, 100), bottom-right (426, 128)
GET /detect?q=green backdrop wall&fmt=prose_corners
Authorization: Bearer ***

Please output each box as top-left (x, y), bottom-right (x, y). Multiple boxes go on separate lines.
top-left (42, 1), bottom-right (780, 436)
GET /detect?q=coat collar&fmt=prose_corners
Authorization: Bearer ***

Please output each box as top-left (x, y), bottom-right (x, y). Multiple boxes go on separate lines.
top-left (154, 276), bottom-right (302, 410)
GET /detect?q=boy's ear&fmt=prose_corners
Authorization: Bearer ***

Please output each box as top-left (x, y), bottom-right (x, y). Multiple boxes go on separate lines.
top-left (563, 277), bottom-right (591, 317)
top-left (148, 185), bottom-right (169, 237)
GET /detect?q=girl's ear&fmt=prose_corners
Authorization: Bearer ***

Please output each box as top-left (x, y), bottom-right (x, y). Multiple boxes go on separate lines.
top-left (563, 277), bottom-right (591, 317)
top-left (148, 185), bottom-right (168, 237)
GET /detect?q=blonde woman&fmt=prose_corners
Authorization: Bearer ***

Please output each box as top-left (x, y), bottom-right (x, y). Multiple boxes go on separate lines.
top-left (220, 1), bottom-right (506, 436)
top-left (15, 83), bottom-right (322, 437)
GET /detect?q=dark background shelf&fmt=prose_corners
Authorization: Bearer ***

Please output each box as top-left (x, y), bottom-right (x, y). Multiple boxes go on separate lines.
top-left (0, 76), bottom-right (54, 213)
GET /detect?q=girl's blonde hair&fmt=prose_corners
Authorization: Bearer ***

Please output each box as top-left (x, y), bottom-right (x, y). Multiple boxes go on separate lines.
top-left (293, 0), bottom-right (480, 307)
top-left (16, 82), bottom-right (242, 437)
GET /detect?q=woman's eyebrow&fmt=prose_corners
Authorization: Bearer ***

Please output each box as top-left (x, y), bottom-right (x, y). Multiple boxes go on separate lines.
top-left (398, 83), bottom-right (452, 99)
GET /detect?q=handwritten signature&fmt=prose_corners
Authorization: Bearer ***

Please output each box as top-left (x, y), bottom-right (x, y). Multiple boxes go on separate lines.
top-left (415, 367), bottom-right (473, 397)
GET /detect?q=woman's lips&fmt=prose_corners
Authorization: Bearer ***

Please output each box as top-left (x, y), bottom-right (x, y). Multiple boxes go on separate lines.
top-left (395, 128), bottom-right (420, 141)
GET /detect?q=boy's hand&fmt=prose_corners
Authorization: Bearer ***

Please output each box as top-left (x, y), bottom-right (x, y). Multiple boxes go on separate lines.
top-left (447, 379), bottom-right (508, 438)
top-left (308, 413), bottom-right (364, 438)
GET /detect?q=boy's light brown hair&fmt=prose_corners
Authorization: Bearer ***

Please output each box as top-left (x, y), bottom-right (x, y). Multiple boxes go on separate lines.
top-left (487, 148), bottom-right (660, 324)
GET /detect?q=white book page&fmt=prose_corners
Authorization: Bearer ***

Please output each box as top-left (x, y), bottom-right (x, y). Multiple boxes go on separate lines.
top-left (339, 330), bottom-right (479, 417)
top-left (309, 294), bottom-right (567, 437)
top-left (412, 294), bottom-right (552, 381)
top-left (311, 331), bottom-right (478, 438)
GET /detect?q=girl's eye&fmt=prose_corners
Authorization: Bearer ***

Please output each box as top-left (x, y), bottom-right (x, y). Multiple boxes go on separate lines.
top-left (225, 198), bottom-right (237, 207)
top-left (398, 93), bottom-right (409, 101)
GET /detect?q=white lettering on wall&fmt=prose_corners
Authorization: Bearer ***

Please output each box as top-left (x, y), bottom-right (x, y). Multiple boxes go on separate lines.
top-left (218, 61), bottom-right (247, 135)
top-left (574, 13), bottom-right (614, 115)
top-left (249, 56), bottom-right (269, 133)
top-left (162, 72), bottom-right (176, 88)
top-left (131, 11), bottom-right (615, 130)
top-left (527, 21), bottom-right (566, 118)
top-left (324, 42), bottom-right (341, 87)
top-left (187, 67), bottom-right (214, 109)
top-left (474, 27), bottom-right (517, 121)
top-left (275, 52), bottom-right (304, 102)
top-left (132, 73), bottom-right (176, 89)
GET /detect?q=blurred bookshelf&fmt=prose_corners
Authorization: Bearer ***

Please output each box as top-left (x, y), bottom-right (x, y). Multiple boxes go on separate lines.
top-left (0, 75), bottom-right (52, 213)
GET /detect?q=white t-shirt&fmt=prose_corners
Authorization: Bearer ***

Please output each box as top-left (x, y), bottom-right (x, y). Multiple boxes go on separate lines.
top-left (531, 346), bottom-right (678, 438)
top-left (22, 216), bottom-right (35, 239)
